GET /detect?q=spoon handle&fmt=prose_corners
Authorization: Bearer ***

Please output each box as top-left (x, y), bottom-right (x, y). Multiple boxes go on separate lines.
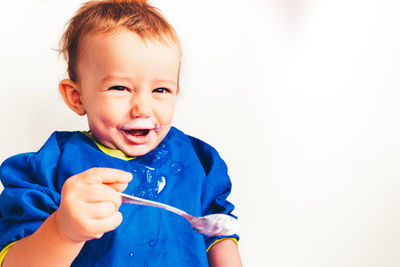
top-left (120, 193), bottom-right (193, 220)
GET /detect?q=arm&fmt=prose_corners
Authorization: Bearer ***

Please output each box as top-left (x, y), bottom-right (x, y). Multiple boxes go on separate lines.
top-left (3, 168), bottom-right (132, 267)
top-left (3, 212), bottom-right (84, 267)
top-left (207, 239), bottom-right (242, 267)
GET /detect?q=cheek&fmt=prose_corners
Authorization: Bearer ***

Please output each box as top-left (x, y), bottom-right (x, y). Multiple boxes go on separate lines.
top-left (89, 99), bottom-right (129, 122)
top-left (156, 100), bottom-right (176, 123)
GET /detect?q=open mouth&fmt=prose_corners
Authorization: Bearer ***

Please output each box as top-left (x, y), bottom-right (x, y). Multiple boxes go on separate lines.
top-left (124, 129), bottom-right (151, 137)
top-left (119, 122), bottom-right (162, 143)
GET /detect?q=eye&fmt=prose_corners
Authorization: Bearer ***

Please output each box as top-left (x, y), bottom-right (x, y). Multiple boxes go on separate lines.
top-left (153, 87), bottom-right (170, 94)
top-left (109, 85), bottom-right (129, 91)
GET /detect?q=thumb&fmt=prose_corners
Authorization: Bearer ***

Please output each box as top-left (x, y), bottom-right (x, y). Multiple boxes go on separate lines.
top-left (85, 167), bottom-right (133, 185)
top-left (106, 182), bottom-right (130, 192)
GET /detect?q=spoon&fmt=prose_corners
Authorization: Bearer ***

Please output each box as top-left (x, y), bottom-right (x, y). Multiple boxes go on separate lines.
top-left (120, 193), bottom-right (239, 236)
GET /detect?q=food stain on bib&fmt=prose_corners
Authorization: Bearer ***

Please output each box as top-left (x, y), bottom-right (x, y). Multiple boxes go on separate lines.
top-left (134, 165), bottom-right (167, 199)
top-left (170, 162), bottom-right (184, 175)
top-left (157, 176), bottom-right (166, 194)
top-left (129, 143), bottom-right (171, 199)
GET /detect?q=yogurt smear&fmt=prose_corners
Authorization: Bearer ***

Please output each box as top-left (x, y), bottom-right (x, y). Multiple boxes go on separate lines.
top-left (190, 214), bottom-right (239, 236)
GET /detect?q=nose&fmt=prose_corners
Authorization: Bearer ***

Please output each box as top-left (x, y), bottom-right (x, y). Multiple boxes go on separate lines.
top-left (130, 92), bottom-right (152, 118)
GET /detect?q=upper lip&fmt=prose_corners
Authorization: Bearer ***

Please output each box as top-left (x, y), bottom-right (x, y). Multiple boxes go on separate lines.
top-left (119, 119), bottom-right (156, 131)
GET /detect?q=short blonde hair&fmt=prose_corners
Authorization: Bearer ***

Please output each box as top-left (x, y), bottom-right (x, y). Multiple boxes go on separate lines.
top-left (59, 0), bottom-right (180, 82)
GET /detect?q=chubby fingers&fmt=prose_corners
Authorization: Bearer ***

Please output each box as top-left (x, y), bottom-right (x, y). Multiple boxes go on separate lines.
top-left (63, 167), bottom-right (132, 210)
top-left (75, 211), bottom-right (124, 240)
top-left (82, 184), bottom-right (123, 209)
top-left (57, 168), bottom-right (133, 242)
top-left (90, 212), bottom-right (124, 238)
top-left (80, 167), bottom-right (132, 206)
top-left (81, 167), bottom-right (133, 187)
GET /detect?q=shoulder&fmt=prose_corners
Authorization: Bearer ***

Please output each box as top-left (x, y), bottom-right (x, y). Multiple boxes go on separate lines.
top-left (0, 131), bottom-right (86, 183)
top-left (1, 131), bottom-right (78, 163)
top-left (168, 127), bottom-right (219, 154)
top-left (41, 131), bottom-right (88, 150)
top-left (167, 127), bottom-right (226, 174)
top-left (8, 131), bottom-right (88, 164)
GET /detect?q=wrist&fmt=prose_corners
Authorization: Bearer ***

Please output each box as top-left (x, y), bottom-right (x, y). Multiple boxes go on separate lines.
top-left (53, 211), bottom-right (86, 246)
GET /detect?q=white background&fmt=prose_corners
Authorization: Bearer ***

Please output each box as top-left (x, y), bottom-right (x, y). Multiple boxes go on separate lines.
top-left (1, 0), bottom-right (400, 266)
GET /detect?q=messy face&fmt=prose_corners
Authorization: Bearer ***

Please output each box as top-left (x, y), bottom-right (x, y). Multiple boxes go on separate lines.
top-left (76, 30), bottom-right (180, 156)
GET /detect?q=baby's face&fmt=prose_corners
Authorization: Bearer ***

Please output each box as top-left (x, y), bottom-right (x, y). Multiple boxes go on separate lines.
top-left (76, 30), bottom-right (180, 156)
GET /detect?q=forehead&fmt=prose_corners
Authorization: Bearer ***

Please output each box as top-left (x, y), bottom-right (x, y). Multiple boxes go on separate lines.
top-left (77, 30), bottom-right (180, 80)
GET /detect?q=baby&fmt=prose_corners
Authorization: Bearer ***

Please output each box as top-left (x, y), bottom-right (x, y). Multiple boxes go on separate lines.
top-left (0, 0), bottom-right (241, 266)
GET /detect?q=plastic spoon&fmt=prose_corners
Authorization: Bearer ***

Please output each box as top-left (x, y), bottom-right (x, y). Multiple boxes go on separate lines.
top-left (120, 193), bottom-right (239, 236)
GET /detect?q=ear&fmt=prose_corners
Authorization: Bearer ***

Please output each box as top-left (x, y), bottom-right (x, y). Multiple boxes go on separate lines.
top-left (59, 79), bottom-right (86, 116)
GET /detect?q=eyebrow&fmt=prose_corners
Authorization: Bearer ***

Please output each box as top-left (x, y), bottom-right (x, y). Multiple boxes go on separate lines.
top-left (101, 75), bottom-right (134, 83)
top-left (153, 79), bottom-right (177, 87)
top-left (101, 76), bottom-right (176, 86)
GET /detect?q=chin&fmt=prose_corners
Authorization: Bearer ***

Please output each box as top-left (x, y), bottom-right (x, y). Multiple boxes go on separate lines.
top-left (123, 145), bottom-right (155, 157)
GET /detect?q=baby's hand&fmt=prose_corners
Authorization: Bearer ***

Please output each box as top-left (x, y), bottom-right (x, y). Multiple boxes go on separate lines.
top-left (55, 167), bottom-right (132, 243)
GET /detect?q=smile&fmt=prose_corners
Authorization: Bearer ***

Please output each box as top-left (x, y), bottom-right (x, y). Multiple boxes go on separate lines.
top-left (120, 128), bottom-right (154, 145)
top-left (118, 119), bottom-right (163, 144)
top-left (118, 120), bottom-right (163, 145)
